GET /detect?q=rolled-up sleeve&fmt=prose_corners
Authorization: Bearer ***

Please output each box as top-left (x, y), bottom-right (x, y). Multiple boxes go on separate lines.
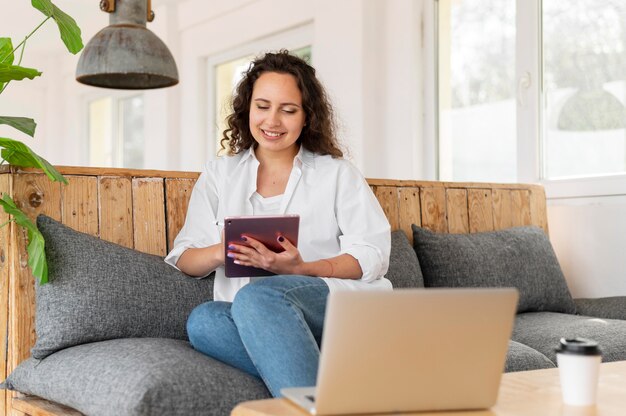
top-left (164, 163), bottom-right (222, 274)
top-left (335, 163), bottom-right (391, 283)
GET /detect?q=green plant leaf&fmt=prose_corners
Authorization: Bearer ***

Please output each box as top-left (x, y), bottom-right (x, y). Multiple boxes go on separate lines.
top-left (31, 0), bottom-right (83, 54)
top-left (0, 194), bottom-right (48, 284)
top-left (0, 116), bottom-right (36, 137)
top-left (0, 38), bottom-right (13, 92)
top-left (0, 137), bottom-right (68, 184)
top-left (0, 63), bottom-right (42, 83)
top-left (0, 38), bottom-right (14, 65)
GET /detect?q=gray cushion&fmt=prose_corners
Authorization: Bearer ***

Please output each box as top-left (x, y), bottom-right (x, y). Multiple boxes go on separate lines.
top-left (512, 312), bottom-right (626, 363)
top-left (31, 215), bottom-right (214, 359)
top-left (386, 230), bottom-right (424, 289)
top-left (574, 297), bottom-right (626, 320)
top-left (412, 225), bottom-right (576, 314)
top-left (3, 338), bottom-right (270, 416)
top-left (504, 340), bottom-right (555, 373)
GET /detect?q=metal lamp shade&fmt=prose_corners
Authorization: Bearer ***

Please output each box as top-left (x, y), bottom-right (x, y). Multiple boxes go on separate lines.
top-left (76, 0), bottom-right (178, 90)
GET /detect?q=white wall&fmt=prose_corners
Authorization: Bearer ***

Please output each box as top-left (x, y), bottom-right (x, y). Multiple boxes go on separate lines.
top-left (4, 0), bottom-right (626, 298)
top-left (548, 197), bottom-right (626, 298)
top-left (0, 83), bottom-right (45, 152)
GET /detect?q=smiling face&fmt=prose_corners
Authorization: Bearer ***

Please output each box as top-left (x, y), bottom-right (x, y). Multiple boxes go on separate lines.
top-left (249, 71), bottom-right (306, 159)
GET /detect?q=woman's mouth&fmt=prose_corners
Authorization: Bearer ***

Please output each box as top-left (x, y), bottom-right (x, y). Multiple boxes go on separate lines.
top-left (261, 129), bottom-right (285, 140)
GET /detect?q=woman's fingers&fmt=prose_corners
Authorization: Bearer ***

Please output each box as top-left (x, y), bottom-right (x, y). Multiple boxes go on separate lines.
top-left (241, 235), bottom-right (273, 256)
top-left (276, 235), bottom-right (296, 250)
top-left (227, 237), bottom-right (276, 269)
top-left (226, 236), bottom-right (303, 274)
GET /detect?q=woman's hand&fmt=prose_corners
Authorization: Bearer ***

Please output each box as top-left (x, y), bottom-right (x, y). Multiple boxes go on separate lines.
top-left (227, 235), bottom-right (305, 275)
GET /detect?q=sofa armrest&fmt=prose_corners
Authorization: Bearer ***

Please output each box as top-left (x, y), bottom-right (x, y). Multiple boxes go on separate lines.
top-left (574, 297), bottom-right (626, 320)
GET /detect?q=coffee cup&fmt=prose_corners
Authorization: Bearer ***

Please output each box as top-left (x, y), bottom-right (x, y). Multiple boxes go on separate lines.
top-left (555, 337), bottom-right (602, 406)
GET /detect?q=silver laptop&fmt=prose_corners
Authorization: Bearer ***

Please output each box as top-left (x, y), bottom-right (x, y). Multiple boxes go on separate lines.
top-left (281, 288), bottom-right (519, 415)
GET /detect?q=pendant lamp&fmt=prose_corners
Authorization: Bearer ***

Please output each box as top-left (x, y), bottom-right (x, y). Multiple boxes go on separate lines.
top-left (76, 0), bottom-right (178, 89)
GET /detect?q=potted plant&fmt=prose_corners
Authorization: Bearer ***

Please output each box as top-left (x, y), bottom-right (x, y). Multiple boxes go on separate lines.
top-left (0, 0), bottom-right (83, 284)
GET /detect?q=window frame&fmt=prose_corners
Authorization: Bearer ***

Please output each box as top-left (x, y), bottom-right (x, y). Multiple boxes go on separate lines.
top-left (83, 90), bottom-right (144, 168)
top-left (428, 0), bottom-right (626, 198)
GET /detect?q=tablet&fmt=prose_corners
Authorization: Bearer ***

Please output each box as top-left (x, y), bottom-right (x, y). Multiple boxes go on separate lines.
top-left (223, 214), bottom-right (300, 278)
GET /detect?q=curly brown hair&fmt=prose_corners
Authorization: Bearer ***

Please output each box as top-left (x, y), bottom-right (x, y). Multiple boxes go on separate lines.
top-left (221, 50), bottom-right (343, 158)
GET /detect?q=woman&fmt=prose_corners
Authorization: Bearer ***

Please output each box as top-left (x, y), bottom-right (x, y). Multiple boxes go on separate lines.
top-left (165, 50), bottom-right (391, 397)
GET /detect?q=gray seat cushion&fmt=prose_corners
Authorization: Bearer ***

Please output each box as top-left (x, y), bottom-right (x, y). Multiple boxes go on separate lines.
top-left (504, 340), bottom-right (555, 373)
top-left (32, 215), bottom-right (214, 359)
top-left (412, 225), bottom-right (577, 314)
top-left (387, 230), bottom-right (424, 289)
top-left (3, 338), bottom-right (270, 416)
top-left (512, 312), bottom-right (626, 363)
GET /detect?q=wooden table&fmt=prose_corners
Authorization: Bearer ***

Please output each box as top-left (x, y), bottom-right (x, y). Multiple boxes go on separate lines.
top-left (232, 361), bottom-right (626, 416)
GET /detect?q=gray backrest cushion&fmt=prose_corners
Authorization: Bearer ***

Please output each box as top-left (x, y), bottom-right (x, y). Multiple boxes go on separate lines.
top-left (411, 224), bottom-right (576, 314)
top-left (32, 215), bottom-right (214, 359)
top-left (386, 230), bottom-right (424, 289)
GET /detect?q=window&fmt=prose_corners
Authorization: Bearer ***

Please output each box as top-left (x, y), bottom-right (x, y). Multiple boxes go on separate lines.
top-left (206, 24), bottom-right (313, 159)
top-left (437, 0), bottom-right (516, 182)
top-left (88, 95), bottom-right (144, 168)
top-left (542, 1), bottom-right (626, 180)
top-left (435, 0), bottom-right (626, 193)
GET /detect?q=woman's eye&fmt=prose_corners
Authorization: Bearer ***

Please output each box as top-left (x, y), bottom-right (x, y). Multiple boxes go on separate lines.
top-left (283, 109), bottom-right (297, 114)
top-left (256, 105), bottom-right (269, 110)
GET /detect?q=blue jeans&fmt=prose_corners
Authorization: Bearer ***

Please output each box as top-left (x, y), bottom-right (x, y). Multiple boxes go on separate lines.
top-left (186, 275), bottom-right (330, 397)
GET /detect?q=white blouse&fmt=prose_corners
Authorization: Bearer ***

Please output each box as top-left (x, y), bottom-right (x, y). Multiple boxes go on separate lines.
top-left (165, 146), bottom-right (392, 302)
top-left (250, 192), bottom-right (282, 215)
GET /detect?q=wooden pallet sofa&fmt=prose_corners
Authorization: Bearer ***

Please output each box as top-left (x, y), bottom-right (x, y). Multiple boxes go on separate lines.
top-left (1, 166), bottom-right (626, 416)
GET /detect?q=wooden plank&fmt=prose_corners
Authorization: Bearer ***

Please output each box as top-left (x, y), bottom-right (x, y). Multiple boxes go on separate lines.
top-left (468, 189), bottom-right (494, 233)
top-left (511, 190), bottom-right (532, 227)
top-left (492, 189), bottom-right (513, 230)
top-left (132, 178), bottom-right (166, 256)
top-left (165, 178), bottom-right (195, 252)
top-left (366, 177), bottom-right (546, 191)
top-left (446, 189), bottom-right (469, 233)
top-left (0, 174), bottom-right (10, 416)
top-left (419, 187), bottom-right (447, 233)
top-left (373, 186), bottom-right (399, 231)
top-left (529, 187), bottom-right (549, 235)
top-left (5, 168), bottom-right (546, 193)
top-left (12, 396), bottom-right (82, 416)
top-left (61, 176), bottom-right (98, 236)
top-left (398, 188), bottom-right (421, 243)
top-left (98, 177), bottom-right (133, 248)
top-left (14, 166), bottom-right (199, 180)
top-left (9, 174), bottom-right (61, 373)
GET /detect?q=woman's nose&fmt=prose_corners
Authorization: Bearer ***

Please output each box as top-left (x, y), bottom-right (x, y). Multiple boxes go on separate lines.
top-left (266, 110), bottom-right (281, 126)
